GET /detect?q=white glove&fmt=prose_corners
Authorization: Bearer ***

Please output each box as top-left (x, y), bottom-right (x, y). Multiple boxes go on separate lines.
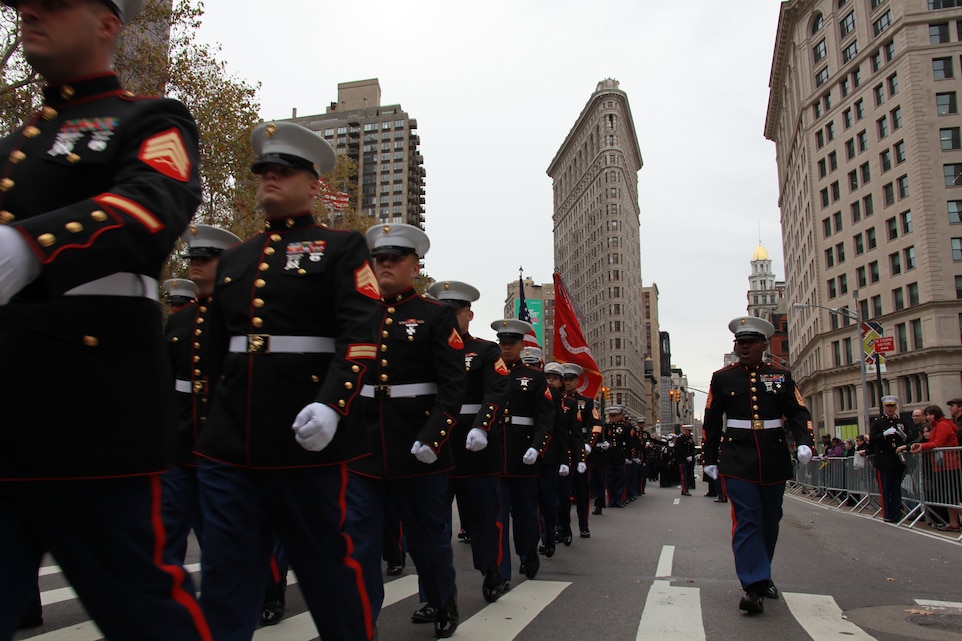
top-left (703, 464), bottom-right (718, 480)
top-left (625, 458), bottom-right (631, 465)
top-left (633, 458), bottom-right (641, 464)
top-left (686, 456), bottom-right (693, 462)
top-left (292, 402), bottom-right (340, 452)
top-left (577, 462), bottom-right (587, 474)
top-left (465, 427), bottom-right (488, 452)
top-left (559, 464), bottom-right (570, 477)
top-left (522, 447), bottom-right (539, 465)
top-left (598, 441), bottom-right (610, 451)
top-left (797, 444), bottom-right (813, 465)
top-left (0, 225), bottom-right (41, 305)
top-left (583, 443), bottom-right (592, 456)
top-left (411, 441), bottom-right (438, 464)
top-left (883, 427), bottom-right (897, 437)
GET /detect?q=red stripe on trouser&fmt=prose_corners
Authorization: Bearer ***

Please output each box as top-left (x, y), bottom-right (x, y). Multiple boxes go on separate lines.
top-left (149, 475), bottom-right (213, 641)
top-left (875, 469), bottom-right (885, 519)
top-left (336, 463), bottom-right (375, 641)
top-left (269, 555), bottom-right (280, 583)
top-left (679, 465), bottom-right (687, 493)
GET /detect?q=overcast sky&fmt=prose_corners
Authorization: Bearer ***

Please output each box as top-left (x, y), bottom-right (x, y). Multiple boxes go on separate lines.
top-left (195, 0), bottom-right (787, 418)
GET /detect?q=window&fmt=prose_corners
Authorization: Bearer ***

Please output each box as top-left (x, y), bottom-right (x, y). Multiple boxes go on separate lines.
top-left (871, 52), bottom-right (883, 73)
top-left (905, 246), bottom-right (916, 269)
top-left (828, 151), bottom-right (837, 171)
top-left (846, 139), bottom-right (856, 159)
top-left (841, 77), bottom-right (851, 97)
top-left (901, 210), bottom-right (913, 233)
top-left (894, 288), bottom-right (905, 311)
top-left (832, 181), bottom-right (841, 201)
top-left (874, 84), bottom-right (885, 106)
top-left (896, 322), bottom-right (908, 352)
top-left (956, 276), bottom-right (962, 299)
top-left (839, 273), bottom-right (849, 294)
top-left (855, 99), bottom-right (865, 119)
top-left (849, 169), bottom-right (859, 191)
top-left (813, 13), bottom-right (824, 34)
top-left (873, 10), bottom-right (892, 37)
top-left (942, 127), bottom-right (961, 150)
top-left (870, 261), bottom-right (880, 282)
top-left (888, 73), bottom-right (899, 96)
top-left (861, 162), bottom-right (871, 184)
top-left (832, 341), bottom-right (842, 367)
top-left (894, 140), bottom-right (906, 164)
top-left (814, 39), bottom-right (827, 63)
top-left (887, 216), bottom-right (899, 239)
top-left (825, 248), bottom-right (835, 268)
top-left (821, 188), bottom-right (830, 208)
top-left (944, 163), bottom-right (962, 186)
top-left (816, 67), bottom-right (830, 87)
top-left (868, 227), bottom-right (878, 248)
top-left (949, 200), bottom-right (962, 222)
top-left (880, 149), bottom-right (893, 172)
top-left (931, 0), bottom-right (962, 8)
top-left (826, 121), bottom-right (836, 141)
top-left (858, 130), bottom-right (868, 151)
top-left (824, 93), bottom-right (833, 111)
top-left (934, 57), bottom-right (954, 79)
top-left (911, 319), bottom-right (923, 349)
top-left (852, 201), bottom-right (862, 222)
top-left (834, 211), bottom-right (843, 231)
top-left (843, 40), bottom-right (858, 63)
top-left (878, 117), bottom-right (889, 139)
top-left (836, 242), bottom-right (846, 263)
top-left (883, 182), bottom-right (895, 206)
top-left (818, 158), bottom-right (827, 178)
top-left (828, 279), bottom-right (837, 298)
top-left (896, 174), bottom-right (909, 199)
top-left (865, 194), bottom-right (875, 217)
top-left (908, 282), bottom-right (920, 306)
top-left (954, 238), bottom-right (962, 260)
top-left (890, 251), bottom-right (902, 275)
top-left (857, 266), bottom-right (868, 287)
top-left (853, 66), bottom-right (862, 87)
top-left (840, 11), bottom-right (856, 37)
top-left (816, 130), bottom-right (825, 148)
top-left (872, 0), bottom-right (886, 8)
top-left (872, 295), bottom-right (883, 317)
top-left (937, 91), bottom-right (958, 114)
top-left (854, 233), bottom-right (865, 254)
top-left (843, 108), bottom-right (853, 128)
top-left (891, 106), bottom-right (902, 130)
top-left (931, 22), bottom-right (951, 44)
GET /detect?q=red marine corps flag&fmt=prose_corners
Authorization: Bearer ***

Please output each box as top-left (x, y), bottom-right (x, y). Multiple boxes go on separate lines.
top-left (552, 271), bottom-right (602, 398)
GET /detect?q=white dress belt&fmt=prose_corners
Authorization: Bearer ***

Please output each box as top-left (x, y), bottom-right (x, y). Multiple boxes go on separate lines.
top-left (460, 404), bottom-right (483, 414)
top-left (174, 379), bottom-right (192, 394)
top-left (727, 418), bottom-right (783, 430)
top-left (360, 382), bottom-right (438, 399)
top-left (64, 273), bottom-right (159, 300)
top-left (508, 416), bottom-right (534, 426)
top-left (228, 335), bottom-right (335, 354)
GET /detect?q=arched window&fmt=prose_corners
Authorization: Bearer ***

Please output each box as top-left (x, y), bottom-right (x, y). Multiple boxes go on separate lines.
top-left (811, 13), bottom-right (824, 35)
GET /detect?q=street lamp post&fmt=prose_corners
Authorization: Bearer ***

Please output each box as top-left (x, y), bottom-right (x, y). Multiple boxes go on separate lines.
top-left (793, 292), bottom-right (871, 434)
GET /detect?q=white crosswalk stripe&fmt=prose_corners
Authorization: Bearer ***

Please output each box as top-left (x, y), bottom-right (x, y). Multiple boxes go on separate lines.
top-left (637, 545), bottom-right (705, 641)
top-left (783, 593), bottom-right (878, 640)
top-left (450, 581), bottom-right (570, 640)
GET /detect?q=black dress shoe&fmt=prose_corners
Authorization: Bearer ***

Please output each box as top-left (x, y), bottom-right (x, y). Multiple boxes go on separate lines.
top-left (739, 590), bottom-right (764, 614)
top-left (562, 528), bottom-right (573, 546)
top-left (764, 581), bottom-right (778, 599)
top-left (544, 543), bottom-right (555, 558)
top-left (592, 506), bottom-right (603, 515)
top-left (482, 566), bottom-right (507, 603)
top-left (259, 580), bottom-right (286, 626)
top-left (434, 587), bottom-right (459, 639)
top-left (385, 558), bottom-right (405, 576)
top-left (523, 552), bottom-right (540, 579)
top-left (608, 502), bottom-right (623, 508)
top-left (579, 529), bottom-right (590, 538)
top-left (714, 497), bottom-right (728, 502)
top-left (411, 604), bottom-right (437, 623)
top-left (16, 614), bottom-right (43, 629)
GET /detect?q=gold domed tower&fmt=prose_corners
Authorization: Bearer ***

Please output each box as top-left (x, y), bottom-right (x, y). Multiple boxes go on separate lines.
top-left (747, 243), bottom-right (781, 319)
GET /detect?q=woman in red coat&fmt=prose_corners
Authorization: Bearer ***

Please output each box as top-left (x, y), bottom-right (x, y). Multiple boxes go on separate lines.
top-left (910, 405), bottom-right (961, 532)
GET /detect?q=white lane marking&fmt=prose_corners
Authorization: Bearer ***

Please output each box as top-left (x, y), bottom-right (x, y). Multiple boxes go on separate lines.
top-left (253, 574), bottom-right (419, 639)
top-left (784, 592), bottom-right (877, 640)
top-left (636, 580), bottom-right (704, 641)
top-left (655, 545), bottom-right (674, 578)
top-left (673, 498), bottom-right (681, 505)
top-left (451, 580), bottom-right (570, 640)
top-left (915, 598), bottom-right (962, 609)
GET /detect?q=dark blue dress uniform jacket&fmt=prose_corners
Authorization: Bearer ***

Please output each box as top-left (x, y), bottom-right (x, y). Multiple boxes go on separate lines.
top-left (702, 362), bottom-right (814, 484)
top-left (450, 334), bottom-right (509, 478)
top-left (165, 301), bottom-right (205, 466)
top-left (195, 214), bottom-right (382, 468)
top-left (502, 362), bottom-right (554, 477)
top-left (868, 415), bottom-right (910, 472)
top-left (0, 73), bottom-right (201, 480)
top-left (350, 289), bottom-right (467, 479)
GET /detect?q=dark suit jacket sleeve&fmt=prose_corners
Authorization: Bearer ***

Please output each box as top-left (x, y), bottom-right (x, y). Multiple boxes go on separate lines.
top-left (474, 342), bottom-right (509, 432)
top-left (416, 303), bottom-right (466, 450)
top-left (780, 371), bottom-right (814, 449)
top-left (532, 375), bottom-right (555, 455)
top-left (703, 372), bottom-right (724, 466)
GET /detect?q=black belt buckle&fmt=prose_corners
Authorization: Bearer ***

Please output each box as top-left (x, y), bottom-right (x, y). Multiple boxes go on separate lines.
top-left (374, 384), bottom-right (391, 399)
top-left (247, 334), bottom-right (269, 354)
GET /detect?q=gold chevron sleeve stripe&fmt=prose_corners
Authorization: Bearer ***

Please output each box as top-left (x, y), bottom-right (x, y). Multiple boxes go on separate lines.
top-left (96, 194), bottom-right (162, 232)
top-left (347, 344), bottom-right (378, 360)
top-left (142, 131), bottom-right (191, 178)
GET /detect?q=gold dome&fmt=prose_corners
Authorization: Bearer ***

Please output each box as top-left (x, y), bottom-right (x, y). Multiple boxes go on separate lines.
top-left (752, 243), bottom-right (770, 261)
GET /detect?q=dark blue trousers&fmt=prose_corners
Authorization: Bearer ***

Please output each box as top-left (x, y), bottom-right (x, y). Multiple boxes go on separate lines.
top-left (678, 462), bottom-right (692, 494)
top-left (724, 477), bottom-right (785, 590)
top-left (876, 468), bottom-right (903, 521)
top-left (537, 465), bottom-right (560, 546)
top-left (607, 460), bottom-right (626, 506)
top-left (498, 476), bottom-right (539, 581)
top-left (573, 467), bottom-right (591, 531)
top-left (160, 463), bottom-right (203, 565)
top-left (346, 472), bottom-right (455, 622)
top-left (556, 471), bottom-right (574, 535)
top-left (197, 459), bottom-right (373, 641)
top-left (590, 463), bottom-right (607, 508)
top-left (450, 475), bottom-right (502, 575)
top-left (0, 476), bottom-right (210, 641)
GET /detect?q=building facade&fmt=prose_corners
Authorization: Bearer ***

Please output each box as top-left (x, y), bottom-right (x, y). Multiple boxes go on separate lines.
top-left (284, 78), bottom-right (426, 228)
top-left (765, 0), bottom-right (962, 434)
top-left (546, 79), bottom-right (647, 418)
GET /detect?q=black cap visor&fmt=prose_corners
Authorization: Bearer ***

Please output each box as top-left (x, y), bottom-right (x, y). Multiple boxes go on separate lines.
top-left (252, 153), bottom-right (317, 176)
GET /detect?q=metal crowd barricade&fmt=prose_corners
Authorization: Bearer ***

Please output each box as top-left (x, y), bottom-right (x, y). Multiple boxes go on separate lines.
top-left (903, 446), bottom-right (962, 542)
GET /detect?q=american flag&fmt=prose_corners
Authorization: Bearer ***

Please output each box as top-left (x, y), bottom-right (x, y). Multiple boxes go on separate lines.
top-left (518, 275), bottom-right (540, 349)
top-left (318, 177), bottom-right (350, 211)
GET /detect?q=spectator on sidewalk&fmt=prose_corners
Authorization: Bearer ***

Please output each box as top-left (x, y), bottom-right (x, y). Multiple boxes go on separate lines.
top-left (910, 405), bottom-right (961, 533)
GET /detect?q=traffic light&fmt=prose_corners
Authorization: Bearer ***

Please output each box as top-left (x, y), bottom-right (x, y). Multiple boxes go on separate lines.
top-left (602, 386), bottom-right (611, 400)
top-left (669, 389), bottom-right (676, 402)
